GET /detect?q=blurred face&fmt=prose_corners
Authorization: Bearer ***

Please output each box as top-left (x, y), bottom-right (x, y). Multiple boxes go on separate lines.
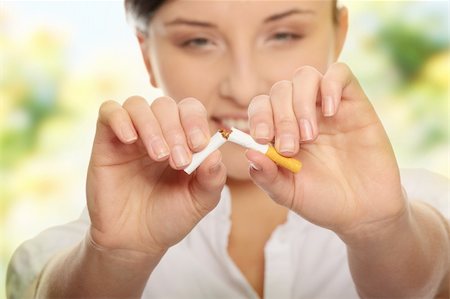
top-left (142, 0), bottom-right (346, 180)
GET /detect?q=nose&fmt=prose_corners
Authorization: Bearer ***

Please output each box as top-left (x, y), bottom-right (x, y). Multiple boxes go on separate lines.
top-left (219, 51), bottom-right (267, 108)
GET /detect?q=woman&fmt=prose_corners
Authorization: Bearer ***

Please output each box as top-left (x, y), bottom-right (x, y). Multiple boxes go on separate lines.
top-left (7, 1), bottom-right (449, 298)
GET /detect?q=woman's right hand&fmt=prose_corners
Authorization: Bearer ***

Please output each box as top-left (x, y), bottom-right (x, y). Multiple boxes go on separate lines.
top-left (86, 96), bottom-right (226, 258)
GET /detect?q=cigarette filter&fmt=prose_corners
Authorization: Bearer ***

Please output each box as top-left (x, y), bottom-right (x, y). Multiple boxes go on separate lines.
top-left (227, 127), bottom-right (302, 173)
top-left (183, 130), bottom-right (227, 174)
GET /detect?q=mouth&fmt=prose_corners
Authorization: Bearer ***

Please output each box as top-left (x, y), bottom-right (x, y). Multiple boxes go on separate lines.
top-left (211, 117), bottom-right (250, 133)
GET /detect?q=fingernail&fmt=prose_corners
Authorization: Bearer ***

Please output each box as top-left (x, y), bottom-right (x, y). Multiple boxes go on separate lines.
top-left (171, 145), bottom-right (190, 168)
top-left (254, 123), bottom-right (270, 141)
top-left (249, 162), bottom-right (262, 171)
top-left (299, 119), bottom-right (313, 141)
top-left (150, 138), bottom-right (169, 160)
top-left (189, 128), bottom-right (207, 150)
top-left (278, 134), bottom-right (296, 154)
top-left (121, 124), bottom-right (137, 143)
top-left (323, 96), bottom-right (335, 117)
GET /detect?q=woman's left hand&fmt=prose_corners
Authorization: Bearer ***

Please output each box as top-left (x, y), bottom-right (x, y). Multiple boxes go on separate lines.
top-left (246, 63), bottom-right (407, 240)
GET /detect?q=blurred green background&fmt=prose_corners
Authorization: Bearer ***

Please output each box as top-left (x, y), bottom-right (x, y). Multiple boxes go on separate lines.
top-left (1, 1), bottom-right (449, 297)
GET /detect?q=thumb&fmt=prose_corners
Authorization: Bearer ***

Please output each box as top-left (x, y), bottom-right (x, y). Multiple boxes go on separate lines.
top-left (188, 150), bottom-right (227, 215)
top-left (245, 149), bottom-right (295, 209)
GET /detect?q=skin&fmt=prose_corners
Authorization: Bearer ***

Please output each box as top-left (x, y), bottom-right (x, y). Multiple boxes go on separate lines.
top-left (33, 1), bottom-right (449, 298)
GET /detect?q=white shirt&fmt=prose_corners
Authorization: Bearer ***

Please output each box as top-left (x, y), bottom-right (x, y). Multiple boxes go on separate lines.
top-left (7, 169), bottom-right (449, 299)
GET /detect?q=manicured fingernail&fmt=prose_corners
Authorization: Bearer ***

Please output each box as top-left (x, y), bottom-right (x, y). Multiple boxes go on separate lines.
top-left (150, 138), bottom-right (169, 160)
top-left (254, 123), bottom-right (270, 141)
top-left (121, 124), bottom-right (137, 143)
top-left (171, 145), bottom-right (190, 168)
top-left (189, 128), bottom-right (207, 150)
top-left (277, 134), bottom-right (296, 154)
top-left (299, 119), bottom-right (313, 141)
top-left (323, 96), bottom-right (335, 117)
top-left (249, 162), bottom-right (262, 171)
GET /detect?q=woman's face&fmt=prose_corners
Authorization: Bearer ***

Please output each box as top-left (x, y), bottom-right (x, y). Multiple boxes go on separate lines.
top-left (142, 0), bottom-right (346, 180)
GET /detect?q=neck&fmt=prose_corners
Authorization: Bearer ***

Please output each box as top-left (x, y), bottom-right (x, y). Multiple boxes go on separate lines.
top-left (226, 178), bottom-right (288, 224)
top-left (226, 178), bottom-right (289, 298)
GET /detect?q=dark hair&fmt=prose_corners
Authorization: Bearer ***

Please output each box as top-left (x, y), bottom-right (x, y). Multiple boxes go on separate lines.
top-left (125, 0), bottom-right (339, 33)
top-left (124, 0), bottom-right (165, 33)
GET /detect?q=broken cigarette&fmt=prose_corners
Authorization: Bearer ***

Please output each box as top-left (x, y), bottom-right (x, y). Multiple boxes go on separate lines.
top-left (184, 130), bottom-right (227, 174)
top-left (184, 127), bottom-right (302, 174)
top-left (226, 127), bottom-right (302, 173)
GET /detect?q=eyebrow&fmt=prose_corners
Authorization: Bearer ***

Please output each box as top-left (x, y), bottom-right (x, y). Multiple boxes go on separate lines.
top-left (164, 8), bottom-right (315, 28)
top-left (165, 18), bottom-right (217, 28)
top-left (264, 8), bottom-right (315, 23)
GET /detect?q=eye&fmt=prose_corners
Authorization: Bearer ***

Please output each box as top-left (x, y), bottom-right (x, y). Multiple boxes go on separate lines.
top-left (181, 37), bottom-right (213, 48)
top-left (270, 32), bottom-right (302, 42)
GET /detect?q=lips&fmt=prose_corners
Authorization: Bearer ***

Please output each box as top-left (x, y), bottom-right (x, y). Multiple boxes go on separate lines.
top-left (211, 117), bottom-right (249, 133)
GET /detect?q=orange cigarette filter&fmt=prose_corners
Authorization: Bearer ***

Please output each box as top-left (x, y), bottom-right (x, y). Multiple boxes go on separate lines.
top-left (265, 145), bottom-right (302, 173)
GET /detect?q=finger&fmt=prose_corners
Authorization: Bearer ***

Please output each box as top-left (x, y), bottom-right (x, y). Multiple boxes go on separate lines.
top-left (245, 150), bottom-right (294, 208)
top-left (178, 97), bottom-right (210, 152)
top-left (123, 96), bottom-right (170, 161)
top-left (189, 150), bottom-right (227, 215)
top-left (292, 66), bottom-right (322, 142)
top-left (97, 100), bottom-right (138, 144)
top-left (320, 62), bottom-right (367, 117)
top-left (151, 96), bottom-right (191, 170)
top-left (270, 80), bottom-right (299, 156)
top-left (248, 94), bottom-right (274, 144)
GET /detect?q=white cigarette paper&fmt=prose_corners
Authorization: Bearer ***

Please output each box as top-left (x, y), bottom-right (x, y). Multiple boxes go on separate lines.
top-left (184, 131), bottom-right (227, 174)
top-left (184, 127), bottom-right (302, 175)
top-left (227, 127), bottom-right (268, 154)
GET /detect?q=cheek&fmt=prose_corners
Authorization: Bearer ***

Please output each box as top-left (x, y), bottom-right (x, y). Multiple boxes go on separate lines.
top-left (151, 44), bottom-right (225, 102)
top-left (308, 29), bottom-right (338, 71)
top-left (154, 59), bottom-right (189, 98)
top-left (260, 36), bottom-right (337, 79)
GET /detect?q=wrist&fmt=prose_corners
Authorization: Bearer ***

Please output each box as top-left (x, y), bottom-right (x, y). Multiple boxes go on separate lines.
top-left (68, 232), bottom-right (166, 298)
top-left (337, 190), bottom-right (411, 250)
top-left (85, 230), bottom-right (166, 269)
top-left (35, 232), bottom-right (165, 299)
top-left (339, 199), bottom-right (450, 298)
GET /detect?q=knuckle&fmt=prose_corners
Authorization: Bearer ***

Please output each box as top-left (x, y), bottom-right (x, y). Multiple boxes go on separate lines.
top-left (332, 61), bottom-right (349, 69)
top-left (178, 96), bottom-right (199, 106)
top-left (98, 100), bottom-right (125, 123)
top-left (270, 80), bottom-right (292, 95)
top-left (293, 104), bottom-right (314, 118)
top-left (151, 96), bottom-right (176, 111)
top-left (123, 95), bottom-right (147, 108)
top-left (251, 94), bottom-right (270, 104)
top-left (276, 117), bottom-right (297, 129)
top-left (321, 76), bottom-right (344, 91)
top-left (329, 62), bottom-right (352, 76)
top-left (109, 108), bottom-right (125, 123)
top-left (178, 97), bottom-right (207, 115)
top-left (248, 94), bottom-right (270, 114)
top-left (293, 65), bottom-right (322, 81)
top-left (99, 100), bottom-right (117, 112)
top-left (164, 128), bottom-right (186, 144)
